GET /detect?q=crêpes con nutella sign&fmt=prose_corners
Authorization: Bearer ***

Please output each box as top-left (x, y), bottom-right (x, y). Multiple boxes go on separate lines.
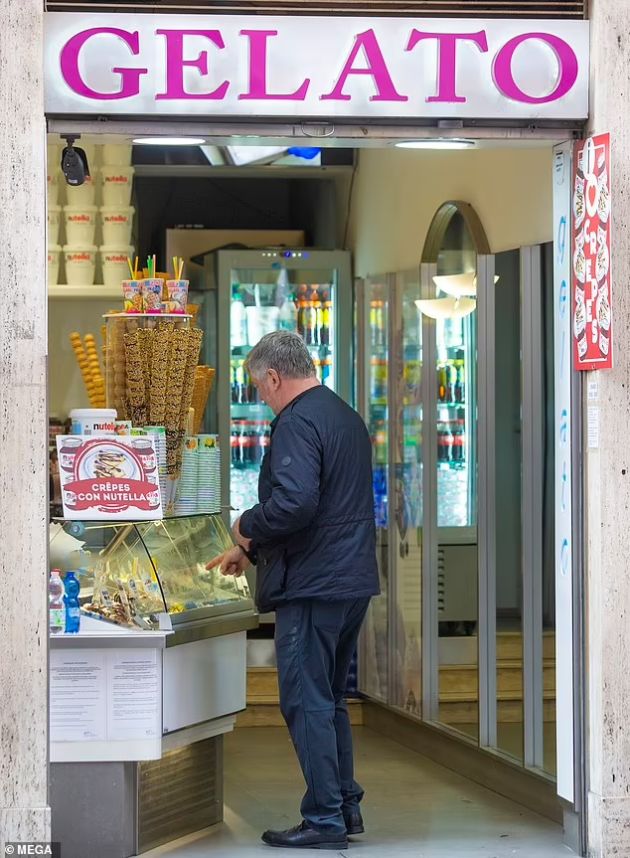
top-left (57, 436), bottom-right (163, 520)
top-left (44, 14), bottom-right (589, 120)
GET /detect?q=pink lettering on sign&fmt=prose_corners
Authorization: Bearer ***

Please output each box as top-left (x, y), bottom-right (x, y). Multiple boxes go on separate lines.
top-left (493, 33), bottom-right (578, 104)
top-left (406, 30), bottom-right (488, 103)
top-left (60, 27), bottom-right (148, 100)
top-left (239, 30), bottom-right (309, 100)
top-left (321, 29), bottom-right (407, 102)
top-left (156, 29), bottom-right (229, 100)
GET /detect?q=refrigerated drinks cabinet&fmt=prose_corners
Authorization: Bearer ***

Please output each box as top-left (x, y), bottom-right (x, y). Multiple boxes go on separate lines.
top-left (196, 248), bottom-right (352, 521)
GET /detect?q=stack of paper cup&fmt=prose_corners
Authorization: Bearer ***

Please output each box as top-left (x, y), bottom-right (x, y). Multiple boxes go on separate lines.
top-left (197, 435), bottom-right (221, 514)
top-left (101, 166), bottom-right (134, 207)
top-left (65, 171), bottom-right (98, 207)
top-left (48, 245), bottom-right (61, 286)
top-left (48, 205), bottom-right (61, 245)
top-left (100, 206), bottom-right (135, 245)
top-left (145, 426), bottom-right (167, 511)
top-left (101, 245), bottom-right (134, 288)
top-left (63, 246), bottom-right (97, 285)
top-left (175, 437), bottom-right (199, 516)
top-left (64, 205), bottom-right (97, 245)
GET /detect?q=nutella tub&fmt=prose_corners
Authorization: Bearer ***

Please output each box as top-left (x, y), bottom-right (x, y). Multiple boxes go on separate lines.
top-left (100, 206), bottom-right (135, 245)
top-left (101, 245), bottom-right (134, 288)
top-left (101, 167), bottom-right (134, 207)
top-left (102, 143), bottom-right (132, 167)
top-left (47, 244), bottom-right (61, 286)
top-left (65, 170), bottom-right (98, 206)
top-left (47, 205), bottom-right (61, 245)
top-left (64, 205), bottom-right (97, 245)
top-left (63, 245), bottom-right (96, 285)
top-left (70, 408), bottom-right (117, 436)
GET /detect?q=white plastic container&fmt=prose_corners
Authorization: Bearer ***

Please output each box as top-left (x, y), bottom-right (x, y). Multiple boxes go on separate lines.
top-left (65, 171), bottom-right (98, 207)
top-left (70, 408), bottom-right (117, 436)
top-left (63, 245), bottom-right (97, 286)
top-left (101, 166), bottom-right (134, 206)
top-left (100, 206), bottom-right (135, 245)
top-left (75, 141), bottom-right (98, 168)
top-left (47, 244), bottom-right (61, 286)
top-left (47, 171), bottom-right (60, 206)
top-left (102, 143), bottom-right (132, 167)
top-left (100, 245), bottom-right (133, 288)
top-left (64, 205), bottom-right (97, 245)
top-left (246, 306), bottom-right (280, 344)
top-left (47, 205), bottom-right (61, 245)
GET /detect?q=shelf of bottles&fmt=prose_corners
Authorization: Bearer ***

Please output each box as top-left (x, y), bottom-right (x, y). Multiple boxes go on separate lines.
top-left (229, 270), bottom-right (337, 516)
top-left (436, 320), bottom-right (474, 527)
top-left (367, 291), bottom-right (389, 529)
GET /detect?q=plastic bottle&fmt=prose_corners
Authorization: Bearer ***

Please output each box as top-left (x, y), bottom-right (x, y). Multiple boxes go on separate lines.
top-left (63, 570), bottom-right (81, 634)
top-left (297, 285), bottom-right (308, 339)
top-left (279, 292), bottom-right (298, 332)
top-left (49, 569), bottom-right (64, 635)
top-left (230, 285), bottom-right (248, 348)
top-left (311, 288), bottom-right (323, 345)
top-left (321, 289), bottom-right (332, 346)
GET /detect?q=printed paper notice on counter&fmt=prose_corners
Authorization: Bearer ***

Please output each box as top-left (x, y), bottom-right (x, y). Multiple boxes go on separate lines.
top-left (107, 650), bottom-right (161, 741)
top-left (50, 651), bottom-right (107, 742)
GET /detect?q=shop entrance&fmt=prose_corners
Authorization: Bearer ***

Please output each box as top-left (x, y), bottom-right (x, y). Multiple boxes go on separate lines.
top-left (45, 128), bottom-right (582, 856)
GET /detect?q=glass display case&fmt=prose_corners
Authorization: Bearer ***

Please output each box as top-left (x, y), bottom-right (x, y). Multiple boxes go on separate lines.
top-left (49, 513), bottom-right (253, 631)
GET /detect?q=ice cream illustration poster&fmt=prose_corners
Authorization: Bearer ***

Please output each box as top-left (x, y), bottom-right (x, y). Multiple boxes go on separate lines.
top-left (572, 133), bottom-right (612, 371)
top-left (56, 436), bottom-right (163, 520)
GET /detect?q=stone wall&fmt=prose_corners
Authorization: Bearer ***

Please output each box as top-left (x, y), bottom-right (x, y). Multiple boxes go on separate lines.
top-left (0, 0), bottom-right (49, 847)
top-left (586, 2), bottom-right (630, 856)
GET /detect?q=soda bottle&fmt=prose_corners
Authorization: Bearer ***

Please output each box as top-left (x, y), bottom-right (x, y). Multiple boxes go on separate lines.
top-left (321, 290), bottom-right (332, 346)
top-left (49, 569), bottom-right (64, 635)
top-left (455, 360), bottom-right (465, 403)
top-left (231, 423), bottom-right (240, 468)
top-left (260, 423), bottom-right (271, 460)
top-left (236, 360), bottom-right (247, 404)
top-left (437, 364), bottom-right (448, 403)
top-left (279, 293), bottom-right (298, 332)
top-left (63, 570), bottom-right (81, 634)
top-left (231, 359), bottom-right (239, 404)
top-left (452, 419), bottom-right (465, 466)
top-left (297, 285), bottom-right (309, 339)
top-left (310, 287), bottom-right (323, 346)
top-left (447, 362), bottom-right (457, 403)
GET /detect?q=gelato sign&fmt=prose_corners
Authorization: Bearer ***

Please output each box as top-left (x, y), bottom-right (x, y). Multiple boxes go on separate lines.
top-left (44, 13), bottom-right (589, 120)
top-left (57, 436), bottom-right (163, 520)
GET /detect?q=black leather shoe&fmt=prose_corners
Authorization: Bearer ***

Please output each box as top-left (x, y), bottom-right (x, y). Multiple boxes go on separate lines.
top-left (343, 808), bottom-right (365, 835)
top-left (262, 820), bottom-right (348, 850)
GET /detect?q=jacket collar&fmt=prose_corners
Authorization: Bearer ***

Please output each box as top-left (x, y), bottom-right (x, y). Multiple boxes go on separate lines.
top-left (270, 385), bottom-right (320, 431)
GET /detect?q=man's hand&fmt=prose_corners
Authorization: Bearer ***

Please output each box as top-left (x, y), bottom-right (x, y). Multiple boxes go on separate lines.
top-left (232, 516), bottom-right (252, 551)
top-left (206, 545), bottom-right (250, 577)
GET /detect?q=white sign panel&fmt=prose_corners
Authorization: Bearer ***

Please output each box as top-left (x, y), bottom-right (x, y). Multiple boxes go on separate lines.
top-left (552, 142), bottom-right (575, 803)
top-left (50, 651), bottom-right (107, 742)
top-left (44, 13), bottom-right (589, 120)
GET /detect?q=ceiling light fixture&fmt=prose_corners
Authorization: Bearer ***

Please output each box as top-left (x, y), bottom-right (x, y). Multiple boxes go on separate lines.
top-left (132, 137), bottom-right (206, 146)
top-left (395, 138), bottom-right (476, 151)
top-left (415, 297), bottom-right (477, 320)
top-left (433, 272), bottom-right (500, 298)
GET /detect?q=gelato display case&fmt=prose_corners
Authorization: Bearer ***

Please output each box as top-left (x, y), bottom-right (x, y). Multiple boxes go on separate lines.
top-left (48, 513), bottom-right (257, 858)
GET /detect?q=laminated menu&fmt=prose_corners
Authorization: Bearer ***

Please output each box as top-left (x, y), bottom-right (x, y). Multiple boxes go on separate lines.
top-left (56, 435), bottom-right (163, 520)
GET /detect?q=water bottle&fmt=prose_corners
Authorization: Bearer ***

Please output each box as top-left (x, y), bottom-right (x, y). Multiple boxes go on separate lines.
top-left (63, 570), bottom-right (81, 634)
top-left (49, 569), bottom-right (64, 635)
top-left (230, 285), bottom-right (248, 348)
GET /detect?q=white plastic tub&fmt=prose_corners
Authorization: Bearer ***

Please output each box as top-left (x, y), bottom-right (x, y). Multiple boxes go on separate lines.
top-left (100, 245), bottom-right (133, 288)
top-left (102, 143), bottom-right (132, 166)
top-left (65, 170), bottom-right (98, 206)
top-left (63, 245), bottom-right (97, 286)
top-left (70, 408), bottom-right (117, 436)
top-left (47, 205), bottom-right (61, 245)
top-left (101, 166), bottom-right (134, 206)
top-left (48, 245), bottom-right (61, 286)
top-left (100, 206), bottom-right (135, 245)
top-left (64, 205), bottom-right (97, 245)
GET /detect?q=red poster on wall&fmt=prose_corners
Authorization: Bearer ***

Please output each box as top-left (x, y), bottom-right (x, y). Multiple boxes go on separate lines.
top-left (572, 133), bottom-right (612, 371)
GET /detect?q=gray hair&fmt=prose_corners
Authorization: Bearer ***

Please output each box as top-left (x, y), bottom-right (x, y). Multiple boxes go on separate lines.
top-left (246, 331), bottom-right (316, 380)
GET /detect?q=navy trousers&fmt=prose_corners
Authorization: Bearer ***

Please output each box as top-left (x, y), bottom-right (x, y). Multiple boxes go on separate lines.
top-left (275, 597), bottom-right (371, 835)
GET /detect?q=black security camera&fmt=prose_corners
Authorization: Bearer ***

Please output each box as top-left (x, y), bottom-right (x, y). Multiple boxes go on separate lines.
top-left (60, 135), bottom-right (90, 186)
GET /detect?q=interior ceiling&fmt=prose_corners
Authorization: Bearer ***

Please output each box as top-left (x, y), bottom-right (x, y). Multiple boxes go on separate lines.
top-left (46, 1), bottom-right (586, 19)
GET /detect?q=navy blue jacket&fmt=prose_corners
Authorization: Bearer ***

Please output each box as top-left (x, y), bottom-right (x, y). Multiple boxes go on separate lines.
top-left (239, 385), bottom-right (379, 613)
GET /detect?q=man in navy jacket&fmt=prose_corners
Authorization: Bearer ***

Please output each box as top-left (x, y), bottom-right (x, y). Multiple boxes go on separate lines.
top-left (209, 331), bottom-right (379, 850)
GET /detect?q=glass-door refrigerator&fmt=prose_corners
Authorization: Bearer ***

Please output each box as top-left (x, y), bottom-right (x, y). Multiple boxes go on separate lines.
top-left (199, 249), bottom-right (352, 520)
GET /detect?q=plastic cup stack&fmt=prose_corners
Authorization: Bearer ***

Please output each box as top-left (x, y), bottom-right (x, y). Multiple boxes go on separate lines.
top-left (175, 436), bottom-right (199, 516)
top-left (197, 435), bottom-right (221, 514)
top-left (144, 426), bottom-right (167, 511)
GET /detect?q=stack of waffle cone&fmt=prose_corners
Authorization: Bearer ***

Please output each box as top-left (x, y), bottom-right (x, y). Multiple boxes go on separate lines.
top-left (192, 366), bottom-right (215, 434)
top-left (69, 331), bottom-right (106, 407)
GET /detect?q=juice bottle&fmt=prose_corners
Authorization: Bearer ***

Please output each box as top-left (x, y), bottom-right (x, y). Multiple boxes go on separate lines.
top-left (49, 569), bottom-right (64, 635)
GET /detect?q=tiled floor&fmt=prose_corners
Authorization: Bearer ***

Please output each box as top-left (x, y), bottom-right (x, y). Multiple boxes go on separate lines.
top-left (144, 726), bottom-right (574, 858)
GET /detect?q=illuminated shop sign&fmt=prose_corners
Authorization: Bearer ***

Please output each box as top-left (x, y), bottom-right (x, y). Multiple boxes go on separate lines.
top-left (44, 14), bottom-right (588, 120)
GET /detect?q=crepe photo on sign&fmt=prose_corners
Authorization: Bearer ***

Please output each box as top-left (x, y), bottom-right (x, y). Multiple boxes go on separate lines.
top-left (56, 435), bottom-right (163, 521)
